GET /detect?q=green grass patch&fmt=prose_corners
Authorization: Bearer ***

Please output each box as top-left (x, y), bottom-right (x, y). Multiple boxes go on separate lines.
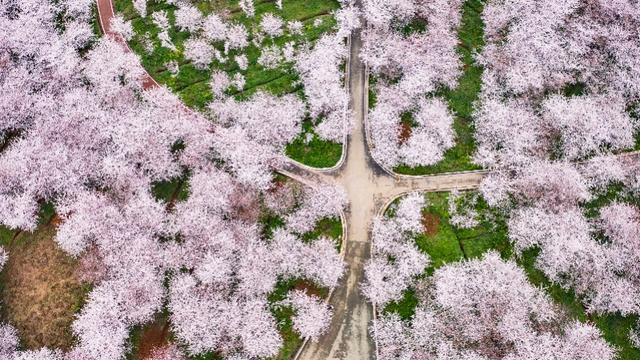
top-left (414, 192), bottom-right (510, 273)
top-left (114, 0), bottom-right (343, 167)
top-left (384, 191), bottom-right (508, 318)
top-left (151, 175), bottom-right (190, 204)
top-left (285, 120), bottom-right (343, 168)
top-left (268, 278), bottom-right (304, 360)
top-left (393, 0), bottom-right (485, 175)
top-left (382, 288), bottom-right (419, 321)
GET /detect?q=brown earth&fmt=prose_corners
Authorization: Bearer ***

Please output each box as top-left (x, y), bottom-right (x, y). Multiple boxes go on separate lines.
top-left (398, 122), bottom-right (413, 145)
top-left (135, 317), bottom-right (172, 360)
top-left (294, 279), bottom-right (325, 298)
top-left (0, 224), bottom-right (87, 350)
top-left (421, 212), bottom-right (440, 236)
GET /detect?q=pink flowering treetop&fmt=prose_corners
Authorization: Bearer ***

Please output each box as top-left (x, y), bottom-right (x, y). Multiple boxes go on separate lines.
top-left (0, 1), bottom-right (348, 358)
top-left (295, 34), bottom-right (351, 143)
top-left (362, 0), bottom-right (463, 168)
top-left (474, 0), bottom-right (640, 168)
top-left (375, 252), bottom-right (616, 359)
top-left (285, 183), bottom-right (348, 234)
top-left (362, 193), bottom-right (430, 306)
top-left (480, 157), bottom-right (640, 317)
top-left (285, 290), bottom-right (333, 340)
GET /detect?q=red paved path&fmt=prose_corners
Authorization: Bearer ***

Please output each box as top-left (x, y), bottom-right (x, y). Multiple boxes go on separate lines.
top-left (96, 0), bottom-right (158, 89)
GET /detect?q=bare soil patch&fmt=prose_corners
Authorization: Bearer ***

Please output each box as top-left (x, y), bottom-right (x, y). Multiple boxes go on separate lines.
top-left (136, 317), bottom-right (172, 360)
top-left (421, 212), bottom-right (440, 236)
top-left (0, 224), bottom-right (87, 350)
top-left (294, 279), bottom-right (324, 298)
top-left (398, 122), bottom-right (413, 145)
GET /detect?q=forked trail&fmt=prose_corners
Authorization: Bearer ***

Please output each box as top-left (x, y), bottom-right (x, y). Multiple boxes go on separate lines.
top-left (288, 27), bottom-right (486, 360)
top-left (95, 2), bottom-right (485, 358)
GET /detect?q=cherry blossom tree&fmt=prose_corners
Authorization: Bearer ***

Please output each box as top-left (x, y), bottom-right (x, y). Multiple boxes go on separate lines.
top-left (151, 11), bottom-right (175, 50)
top-left (198, 15), bottom-right (225, 43)
top-left (362, 193), bottom-right (430, 306)
top-left (174, 3), bottom-right (203, 33)
top-left (210, 90), bottom-right (305, 151)
top-left (133, 0), bottom-right (147, 17)
top-left (184, 37), bottom-right (214, 69)
top-left (285, 183), bottom-right (347, 234)
top-left (295, 34), bottom-right (350, 142)
top-left (479, 157), bottom-right (640, 317)
top-left (110, 15), bottom-right (134, 41)
top-left (335, 3), bottom-right (361, 38)
top-left (0, 324), bottom-right (18, 357)
top-left (257, 45), bottom-right (283, 69)
top-left (239, 0), bottom-right (255, 17)
top-left (260, 13), bottom-right (284, 38)
top-left (578, 155), bottom-right (627, 192)
top-left (541, 94), bottom-right (635, 161)
top-left (474, 0), bottom-right (640, 168)
top-left (472, 97), bottom-right (546, 168)
top-left (375, 252), bottom-right (616, 359)
top-left (361, 0), bottom-right (463, 168)
top-left (0, 247), bottom-right (6, 270)
top-left (285, 290), bottom-right (333, 340)
top-left (448, 190), bottom-right (480, 229)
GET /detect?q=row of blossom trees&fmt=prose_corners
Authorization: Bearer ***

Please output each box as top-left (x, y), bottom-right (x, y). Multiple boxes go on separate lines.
top-left (362, 193), bottom-right (430, 306)
top-left (375, 252), bottom-right (616, 359)
top-left (481, 156), bottom-right (640, 317)
top-left (111, 0), bottom-right (355, 146)
top-left (472, 0), bottom-right (640, 348)
top-left (364, 183), bottom-right (631, 357)
top-left (474, 0), bottom-right (640, 168)
top-left (362, 0), bottom-right (462, 168)
top-left (0, 0), bottom-right (347, 358)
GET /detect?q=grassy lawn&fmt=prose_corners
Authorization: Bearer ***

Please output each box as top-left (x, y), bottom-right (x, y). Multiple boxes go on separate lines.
top-left (381, 191), bottom-right (640, 359)
top-left (389, 0), bottom-right (485, 175)
top-left (285, 119), bottom-right (343, 168)
top-left (113, 0), bottom-right (343, 168)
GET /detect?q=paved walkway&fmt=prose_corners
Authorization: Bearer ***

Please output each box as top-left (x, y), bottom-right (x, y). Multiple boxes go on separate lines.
top-left (93, 3), bottom-right (487, 359)
top-left (289, 23), bottom-right (487, 358)
top-left (96, 1), bottom-right (640, 358)
top-left (96, 0), bottom-right (158, 89)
